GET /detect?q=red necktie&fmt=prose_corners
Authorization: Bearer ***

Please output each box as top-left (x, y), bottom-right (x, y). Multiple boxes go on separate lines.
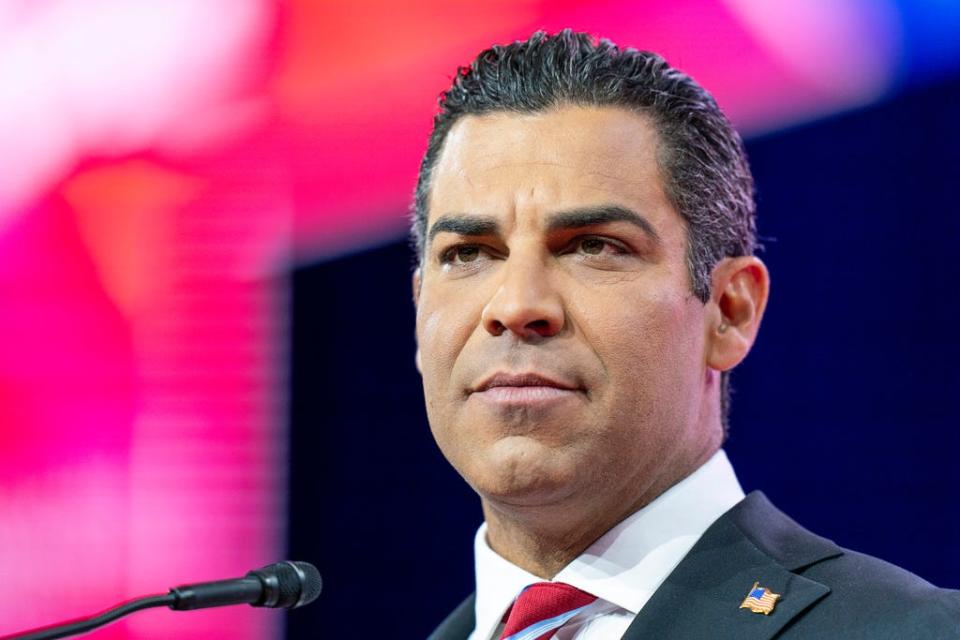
top-left (499, 582), bottom-right (597, 640)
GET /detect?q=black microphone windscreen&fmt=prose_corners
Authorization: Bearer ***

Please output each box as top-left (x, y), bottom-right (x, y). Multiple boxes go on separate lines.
top-left (249, 561), bottom-right (322, 609)
top-left (289, 561), bottom-right (323, 607)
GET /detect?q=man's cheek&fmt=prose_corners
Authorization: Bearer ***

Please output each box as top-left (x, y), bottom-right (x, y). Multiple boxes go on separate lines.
top-left (422, 301), bottom-right (464, 343)
top-left (416, 310), bottom-right (446, 368)
top-left (422, 305), bottom-right (477, 364)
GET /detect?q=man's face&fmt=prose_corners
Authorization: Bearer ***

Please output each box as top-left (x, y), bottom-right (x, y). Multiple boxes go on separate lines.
top-left (414, 105), bottom-right (718, 516)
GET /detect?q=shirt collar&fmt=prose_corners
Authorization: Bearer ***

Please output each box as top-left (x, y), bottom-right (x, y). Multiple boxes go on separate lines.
top-left (472, 449), bottom-right (745, 639)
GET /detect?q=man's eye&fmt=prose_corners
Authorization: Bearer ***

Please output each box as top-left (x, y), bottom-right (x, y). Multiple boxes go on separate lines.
top-left (573, 237), bottom-right (626, 256)
top-left (441, 245), bottom-right (483, 264)
top-left (580, 238), bottom-right (605, 255)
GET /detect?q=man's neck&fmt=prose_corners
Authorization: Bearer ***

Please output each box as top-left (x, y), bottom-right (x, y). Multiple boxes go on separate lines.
top-left (479, 444), bottom-right (718, 578)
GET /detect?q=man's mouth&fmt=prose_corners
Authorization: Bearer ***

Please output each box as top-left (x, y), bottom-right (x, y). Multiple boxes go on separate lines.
top-left (470, 372), bottom-right (584, 405)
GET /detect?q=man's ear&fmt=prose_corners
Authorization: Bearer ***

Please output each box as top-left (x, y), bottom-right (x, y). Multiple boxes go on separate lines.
top-left (705, 256), bottom-right (770, 371)
top-left (413, 268), bottom-right (422, 374)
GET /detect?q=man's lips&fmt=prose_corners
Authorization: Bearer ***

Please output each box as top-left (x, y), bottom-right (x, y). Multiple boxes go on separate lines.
top-left (470, 372), bottom-right (584, 404)
top-left (473, 372), bottom-right (579, 392)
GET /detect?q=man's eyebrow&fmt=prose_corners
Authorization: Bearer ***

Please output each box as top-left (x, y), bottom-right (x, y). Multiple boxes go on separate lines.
top-left (547, 205), bottom-right (661, 242)
top-left (427, 214), bottom-right (500, 243)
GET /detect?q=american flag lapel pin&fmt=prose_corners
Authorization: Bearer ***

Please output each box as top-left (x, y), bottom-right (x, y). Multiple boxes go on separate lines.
top-left (739, 581), bottom-right (781, 615)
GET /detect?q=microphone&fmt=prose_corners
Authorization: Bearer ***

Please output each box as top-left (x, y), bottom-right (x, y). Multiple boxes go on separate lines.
top-left (171, 561), bottom-right (323, 610)
top-left (0, 561), bottom-right (322, 640)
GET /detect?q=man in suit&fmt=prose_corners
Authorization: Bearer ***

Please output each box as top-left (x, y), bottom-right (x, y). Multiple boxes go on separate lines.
top-left (410, 30), bottom-right (959, 639)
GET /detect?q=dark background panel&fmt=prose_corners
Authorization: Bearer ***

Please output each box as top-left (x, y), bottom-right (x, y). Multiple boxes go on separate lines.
top-left (287, 240), bottom-right (479, 638)
top-left (287, 76), bottom-right (960, 639)
top-left (729, 74), bottom-right (960, 584)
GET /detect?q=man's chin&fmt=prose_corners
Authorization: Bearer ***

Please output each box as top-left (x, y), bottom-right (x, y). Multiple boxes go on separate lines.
top-left (467, 442), bottom-right (583, 509)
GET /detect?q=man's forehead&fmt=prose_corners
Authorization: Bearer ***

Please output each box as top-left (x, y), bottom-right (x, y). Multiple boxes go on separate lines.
top-left (439, 105), bottom-right (660, 170)
top-left (428, 105), bottom-right (668, 226)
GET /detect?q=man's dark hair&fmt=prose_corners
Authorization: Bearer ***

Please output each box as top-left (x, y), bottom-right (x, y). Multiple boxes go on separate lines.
top-left (411, 29), bottom-right (758, 433)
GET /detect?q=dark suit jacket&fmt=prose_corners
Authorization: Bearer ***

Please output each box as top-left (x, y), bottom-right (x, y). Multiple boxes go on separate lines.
top-left (428, 492), bottom-right (960, 639)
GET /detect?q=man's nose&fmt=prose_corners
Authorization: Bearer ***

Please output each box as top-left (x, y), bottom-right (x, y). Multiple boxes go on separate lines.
top-left (481, 255), bottom-right (564, 339)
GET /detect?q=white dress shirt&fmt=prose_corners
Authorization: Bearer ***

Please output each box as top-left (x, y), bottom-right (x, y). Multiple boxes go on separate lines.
top-left (468, 449), bottom-right (745, 640)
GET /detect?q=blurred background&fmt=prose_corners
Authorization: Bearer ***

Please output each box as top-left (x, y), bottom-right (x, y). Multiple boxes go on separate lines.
top-left (1, 0), bottom-right (958, 638)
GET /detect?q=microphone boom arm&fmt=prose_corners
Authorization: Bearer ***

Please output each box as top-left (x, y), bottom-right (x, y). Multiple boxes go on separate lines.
top-left (0, 593), bottom-right (176, 640)
top-left (0, 561), bottom-right (321, 640)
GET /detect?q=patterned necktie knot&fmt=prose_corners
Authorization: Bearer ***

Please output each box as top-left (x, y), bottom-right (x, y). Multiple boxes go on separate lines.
top-left (499, 582), bottom-right (597, 640)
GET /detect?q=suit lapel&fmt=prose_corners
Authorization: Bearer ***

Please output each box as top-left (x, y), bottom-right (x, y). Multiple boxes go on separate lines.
top-left (620, 492), bottom-right (841, 640)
